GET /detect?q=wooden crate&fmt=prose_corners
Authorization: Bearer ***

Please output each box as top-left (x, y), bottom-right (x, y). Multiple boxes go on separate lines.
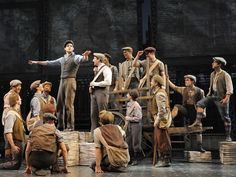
top-left (61, 131), bottom-right (80, 166)
top-left (220, 141), bottom-right (236, 165)
top-left (79, 142), bottom-right (96, 166)
top-left (79, 131), bottom-right (92, 143)
top-left (184, 151), bottom-right (212, 162)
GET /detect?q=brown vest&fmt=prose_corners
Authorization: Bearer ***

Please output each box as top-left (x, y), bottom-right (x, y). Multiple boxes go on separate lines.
top-left (11, 110), bottom-right (25, 142)
top-left (182, 86), bottom-right (203, 105)
top-left (150, 88), bottom-right (169, 117)
top-left (30, 124), bottom-right (57, 152)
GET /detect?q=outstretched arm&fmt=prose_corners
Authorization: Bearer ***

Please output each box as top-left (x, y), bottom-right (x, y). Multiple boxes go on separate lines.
top-left (28, 60), bottom-right (48, 65)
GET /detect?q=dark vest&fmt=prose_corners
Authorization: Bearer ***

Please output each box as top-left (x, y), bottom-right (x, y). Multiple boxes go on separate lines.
top-left (30, 124), bottom-right (57, 152)
top-left (209, 70), bottom-right (227, 99)
top-left (182, 86), bottom-right (203, 106)
top-left (61, 54), bottom-right (79, 79)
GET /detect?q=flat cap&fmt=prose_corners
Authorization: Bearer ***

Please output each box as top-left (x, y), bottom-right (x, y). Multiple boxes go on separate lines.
top-left (93, 53), bottom-right (105, 61)
top-left (144, 47), bottom-right (156, 53)
top-left (104, 53), bottom-right (111, 60)
top-left (213, 57), bottom-right (227, 66)
top-left (43, 113), bottom-right (57, 121)
top-left (64, 40), bottom-right (74, 48)
top-left (184, 75), bottom-right (197, 83)
top-left (42, 81), bottom-right (52, 87)
top-left (30, 80), bottom-right (41, 90)
top-left (122, 46), bottom-right (133, 52)
top-left (10, 79), bottom-right (22, 87)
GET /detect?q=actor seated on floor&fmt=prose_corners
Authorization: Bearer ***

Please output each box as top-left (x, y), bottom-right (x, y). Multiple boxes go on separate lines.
top-left (25, 113), bottom-right (69, 175)
top-left (0, 92), bottom-right (25, 170)
top-left (90, 110), bottom-right (130, 173)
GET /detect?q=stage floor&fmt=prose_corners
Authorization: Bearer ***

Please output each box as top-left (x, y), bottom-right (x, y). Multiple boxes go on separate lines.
top-left (0, 160), bottom-right (235, 177)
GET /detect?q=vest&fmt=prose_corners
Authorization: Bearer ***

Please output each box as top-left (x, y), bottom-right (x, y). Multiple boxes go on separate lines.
top-left (61, 54), bottom-right (79, 79)
top-left (209, 70), bottom-right (227, 99)
top-left (151, 88), bottom-right (169, 116)
top-left (182, 86), bottom-right (203, 106)
top-left (10, 110), bottom-right (25, 142)
top-left (34, 95), bottom-right (47, 119)
top-left (30, 124), bottom-right (57, 152)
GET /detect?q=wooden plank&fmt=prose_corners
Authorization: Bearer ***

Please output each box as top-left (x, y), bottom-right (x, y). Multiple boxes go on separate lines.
top-left (168, 126), bottom-right (213, 135)
top-left (185, 151), bottom-right (212, 162)
top-left (220, 141), bottom-right (236, 164)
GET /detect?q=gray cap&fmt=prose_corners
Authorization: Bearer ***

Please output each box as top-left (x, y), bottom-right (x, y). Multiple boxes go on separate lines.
top-left (43, 113), bottom-right (57, 121)
top-left (10, 79), bottom-right (22, 87)
top-left (122, 46), bottom-right (133, 52)
top-left (64, 40), bottom-right (74, 48)
top-left (42, 81), bottom-right (52, 87)
top-left (184, 75), bottom-right (197, 83)
top-left (30, 80), bottom-right (41, 90)
top-left (93, 53), bottom-right (105, 61)
top-left (213, 57), bottom-right (227, 66)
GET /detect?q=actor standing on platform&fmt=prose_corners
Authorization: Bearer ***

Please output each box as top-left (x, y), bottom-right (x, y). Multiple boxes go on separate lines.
top-left (91, 110), bottom-right (129, 173)
top-left (133, 47), bottom-right (166, 88)
top-left (28, 40), bottom-right (91, 131)
top-left (120, 47), bottom-right (140, 89)
top-left (189, 57), bottom-right (233, 142)
top-left (169, 75), bottom-right (206, 152)
top-left (90, 53), bottom-right (112, 135)
top-left (151, 75), bottom-right (172, 167)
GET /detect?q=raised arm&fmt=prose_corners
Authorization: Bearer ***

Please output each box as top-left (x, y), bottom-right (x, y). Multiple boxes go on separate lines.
top-left (82, 50), bottom-right (91, 61)
top-left (133, 50), bottom-right (144, 67)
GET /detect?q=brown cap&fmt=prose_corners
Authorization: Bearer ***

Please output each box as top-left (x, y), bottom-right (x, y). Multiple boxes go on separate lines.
top-left (213, 57), bottom-right (227, 66)
top-left (42, 81), bottom-right (52, 87)
top-left (43, 113), bottom-right (57, 121)
top-left (184, 75), bottom-right (197, 83)
top-left (10, 79), bottom-right (22, 87)
top-left (64, 40), bottom-right (74, 48)
top-left (144, 47), bottom-right (156, 53)
top-left (122, 47), bottom-right (133, 52)
top-left (30, 80), bottom-right (41, 91)
top-left (93, 53), bottom-right (105, 61)
top-left (99, 110), bottom-right (114, 125)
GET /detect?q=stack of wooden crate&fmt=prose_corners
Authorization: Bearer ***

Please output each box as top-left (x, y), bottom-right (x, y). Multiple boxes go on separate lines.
top-left (220, 141), bottom-right (236, 164)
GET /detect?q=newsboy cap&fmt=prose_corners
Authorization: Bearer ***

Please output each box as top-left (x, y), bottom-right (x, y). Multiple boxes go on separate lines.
top-left (184, 75), bottom-right (197, 83)
top-left (64, 40), bottom-right (74, 48)
top-left (213, 57), bottom-right (227, 66)
top-left (30, 80), bottom-right (41, 91)
top-left (43, 113), bottom-right (57, 121)
top-left (122, 46), bottom-right (133, 52)
top-left (93, 53), bottom-right (105, 61)
top-left (42, 81), bottom-right (52, 87)
top-left (10, 79), bottom-right (22, 87)
top-left (144, 47), bottom-right (156, 53)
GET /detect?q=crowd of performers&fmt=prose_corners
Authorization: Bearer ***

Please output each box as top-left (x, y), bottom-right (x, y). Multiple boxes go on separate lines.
top-left (0, 40), bottom-right (233, 174)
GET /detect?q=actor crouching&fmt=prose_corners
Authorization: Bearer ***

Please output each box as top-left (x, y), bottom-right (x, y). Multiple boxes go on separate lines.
top-left (90, 110), bottom-right (130, 173)
top-left (27, 113), bottom-right (69, 175)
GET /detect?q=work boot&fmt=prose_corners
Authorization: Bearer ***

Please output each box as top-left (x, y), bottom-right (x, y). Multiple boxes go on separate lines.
top-left (225, 135), bottom-right (232, 142)
top-left (131, 152), bottom-right (138, 166)
top-left (197, 144), bottom-right (206, 153)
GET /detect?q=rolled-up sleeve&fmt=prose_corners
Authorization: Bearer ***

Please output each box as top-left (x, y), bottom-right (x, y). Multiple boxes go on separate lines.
top-left (225, 73), bottom-right (233, 95)
top-left (55, 129), bottom-right (64, 143)
top-left (4, 114), bottom-right (16, 134)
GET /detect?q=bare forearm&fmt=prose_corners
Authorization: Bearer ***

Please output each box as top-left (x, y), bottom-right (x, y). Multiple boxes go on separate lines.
top-left (5, 133), bottom-right (15, 147)
top-left (29, 60), bottom-right (48, 65)
top-left (60, 143), bottom-right (68, 168)
top-left (95, 148), bottom-right (102, 168)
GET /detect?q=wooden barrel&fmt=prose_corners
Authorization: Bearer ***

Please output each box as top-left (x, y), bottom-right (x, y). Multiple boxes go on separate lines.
top-left (219, 141), bottom-right (236, 164)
